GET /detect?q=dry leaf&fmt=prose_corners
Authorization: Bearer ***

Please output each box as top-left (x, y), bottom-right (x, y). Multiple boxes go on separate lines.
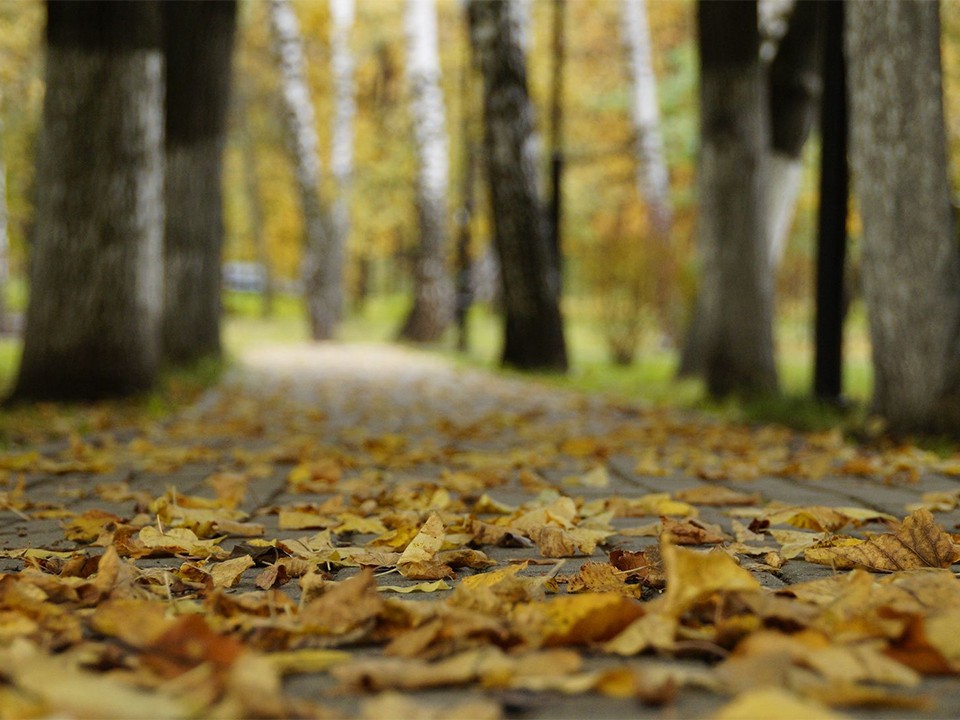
top-left (805, 509), bottom-right (960, 572)
top-left (713, 687), bottom-right (842, 719)
top-left (661, 541), bottom-right (761, 616)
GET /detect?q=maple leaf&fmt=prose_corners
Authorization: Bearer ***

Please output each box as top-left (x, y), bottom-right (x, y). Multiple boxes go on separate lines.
top-left (804, 509), bottom-right (960, 572)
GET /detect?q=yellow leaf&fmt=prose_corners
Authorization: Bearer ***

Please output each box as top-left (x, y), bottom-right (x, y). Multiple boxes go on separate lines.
top-left (675, 485), bottom-right (761, 506)
top-left (266, 648), bottom-right (351, 675)
top-left (459, 562), bottom-right (527, 590)
top-left (210, 555), bottom-right (255, 588)
top-left (377, 580), bottom-right (451, 593)
top-left (604, 612), bottom-right (676, 655)
top-left (661, 541), bottom-right (761, 615)
top-left (713, 687), bottom-right (841, 720)
top-left (562, 465), bottom-right (610, 488)
top-left (398, 513), bottom-right (445, 568)
top-left (337, 513), bottom-right (388, 535)
top-left (514, 592), bottom-right (643, 646)
top-left (138, 526), bottom-right (229, 559)
top-left (277, 509), bottom-right (334, 531)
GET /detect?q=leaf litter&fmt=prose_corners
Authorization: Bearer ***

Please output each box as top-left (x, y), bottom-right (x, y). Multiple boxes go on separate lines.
top-left (0, 344), bottom-right (960, 717)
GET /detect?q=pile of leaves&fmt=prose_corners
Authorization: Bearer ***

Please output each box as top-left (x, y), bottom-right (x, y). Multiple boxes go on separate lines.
top-left (1, 350), bottom-right (960, 718)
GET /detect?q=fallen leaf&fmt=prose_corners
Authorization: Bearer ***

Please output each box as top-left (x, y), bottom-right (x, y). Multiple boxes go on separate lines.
top-left (713, 687), bottom-right (842, 719)
top-left (661, 541), bottom-right (761, 616)
top-left (805, 509), bottom-right (960, 572)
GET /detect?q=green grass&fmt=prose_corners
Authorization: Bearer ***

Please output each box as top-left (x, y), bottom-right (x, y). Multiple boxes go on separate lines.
top-left (0, 288), bottom-right (876, 440)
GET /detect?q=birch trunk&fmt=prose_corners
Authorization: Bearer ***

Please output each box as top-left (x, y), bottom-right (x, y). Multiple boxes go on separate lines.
top-left (621, 0), bottom-right (672, 240)
top-left (399, 0), bottom-right (453, 341)
top-left (269, 0), bottom-right (339, 340)
top-left (329, 0), bottom-right (354, 328)
top-left (847, 2), bottom-right (960, 434)
top-left (12, 2), bottom-right (164, 401)
top-left (765, 1), bottom-right (823, 271)
top-left (161, 1), bottom-right (237, 365)
top-left (693, 0), bottom-right (777, 397)
top-left (468, 0), bottom-right (568, 371)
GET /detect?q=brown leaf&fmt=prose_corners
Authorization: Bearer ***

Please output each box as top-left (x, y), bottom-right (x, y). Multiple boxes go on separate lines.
top-left (298, 569), bottom-right (384, 636)
top-left (675, 485), bottom-right (760, 506)
top-left (804, 509), bottom-right (960, 572)
top-left (566, 562), bottom-right (642, 598)
top-left (609, 547), bottom-right (665, 588)
top-left (660, 517), bottom-right (727, 545)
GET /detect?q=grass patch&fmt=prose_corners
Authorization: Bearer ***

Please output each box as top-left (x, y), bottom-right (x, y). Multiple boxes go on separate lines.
top-left (0, 344), bottom-right (226, 448)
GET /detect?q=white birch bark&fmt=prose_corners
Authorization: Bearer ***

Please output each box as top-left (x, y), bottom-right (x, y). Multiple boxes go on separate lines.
top-left (329, 0), bottom-right (354, 318)
top-left (399, 0), bottom-right (453, 340)
top-left (269, 0), bottom-right (339, 340)
top-left (761, 0), bottom-right (800, 272)
top-left (620, 0), bottom-right (672, 239)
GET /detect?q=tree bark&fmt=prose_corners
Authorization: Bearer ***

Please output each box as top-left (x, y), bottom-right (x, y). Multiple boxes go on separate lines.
top-left (765, 0), bottom-right (823, 271)
top-left (329, 0), bottom-right (354, 332)
top-left (691, 0), bottom-right (778, 397)
top-left (846, 2), bottom-right (960, 434)
top-left (161, 1), bottom-right (237, 365)
top-left (237, 81), bottom-right (276, 319)
top-left (11, 1), bottom-right (164, 401)
top-left (468, 0), bottom-right (568, 371)
top-left (621, 0), bottom-right (672, 240)
top-left (269, 0), bottom-right (339, 340)
top-left (813, 0), bottom-right (847, 402)
top-left (399, 0), bottom-right (453, 342)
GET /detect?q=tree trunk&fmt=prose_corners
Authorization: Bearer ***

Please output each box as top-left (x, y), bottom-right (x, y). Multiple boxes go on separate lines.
top-left (846, 2), bottom-right (960, 434)
top-left (11, 1), bottom-right (164, 401)
top-left (468, 0), bottom-right (568, 371)
top-left (237, 82), bottom-right (276, 319)
top-left (269, 0), bottom-right (339, 340)
top-left (621, 0), bottom-right (674, 343)
top-left (765, 0), bottom-right (823, 271)
top-left (398, 0), bottom-right (453, 342)
top-left (161, 1), bottom-right (237, 366)
top-left (329, 0), bottom-right (354, 331)
top-left (692, 0), bottom-right (778, 397)
top-left (621, 0), bottom-right (672, 240)
top-left (813, 0), bottom-right (847, 402)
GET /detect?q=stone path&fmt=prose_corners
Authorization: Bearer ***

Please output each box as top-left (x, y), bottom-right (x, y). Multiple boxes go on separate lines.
top-left (3, 342), bottom-right (960, 718)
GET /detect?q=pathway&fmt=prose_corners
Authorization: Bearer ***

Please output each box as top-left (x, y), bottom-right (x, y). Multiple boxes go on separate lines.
top-left (2, 343), bottom-right (960, 718)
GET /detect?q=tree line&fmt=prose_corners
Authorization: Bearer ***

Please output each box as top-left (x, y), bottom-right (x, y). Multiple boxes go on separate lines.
top-left (7, 0), bottom-right (960, 438)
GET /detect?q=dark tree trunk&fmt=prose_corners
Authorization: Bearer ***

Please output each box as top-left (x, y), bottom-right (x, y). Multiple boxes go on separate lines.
top-left (468, 0), bottom-right (568, 371)
top-left (679, 3), bottom-right (820, 381)
top-left (847, 2), bottom-right (960, 434)
top-left (11, 1), bottom-right (164, 401)
top-left (691, 0), bottom-right (777, 397)
top-left (813, 0), bottom-right (847, 402)
top-left (161, 1), bottom-right (237, 365)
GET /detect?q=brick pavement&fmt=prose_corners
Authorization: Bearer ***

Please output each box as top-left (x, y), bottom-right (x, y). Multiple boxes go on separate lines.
top-left (2, 343), bottom-right (960, 718)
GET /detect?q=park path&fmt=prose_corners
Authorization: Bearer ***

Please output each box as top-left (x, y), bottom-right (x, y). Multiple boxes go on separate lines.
top-left (3, 342), bottom-right (960, 718)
